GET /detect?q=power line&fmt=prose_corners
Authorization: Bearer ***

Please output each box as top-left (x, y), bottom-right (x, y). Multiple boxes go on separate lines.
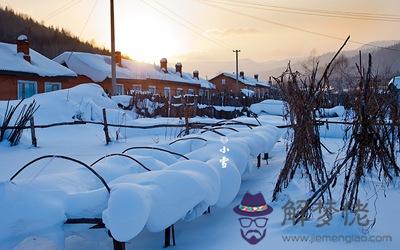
top-left (252, 0), bottom-right (400, 19)
top-left (196, 0), bottom-right (400, 53)
top-left (66, 0), bottom-right (99, 63)
top-left (151, 0), bottom-right (233, 48)
top-left (42, 0), bottom-right (83, 21)
top-left (201, 0), bottom-right (400, 23)
top-left (207, 0), bottom-right (400, 19)
top-left (140, 0), bottom-right (231, 49)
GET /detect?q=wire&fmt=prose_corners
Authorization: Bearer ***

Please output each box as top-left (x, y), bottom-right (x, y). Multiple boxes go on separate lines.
top-left (66, 0), bottom-right (99, 63)
top-left (201, 0), bottom-right (400, 23)
top-left (196, 0), bottom-right (400, 53)
top-left (152, 0), bottom-right (233, 48)
top-left (204, 0), bottom-right (400, 20)
top-left (140, 0), bottom-right (231, 49)
top-left (42, 0), bottom-right (83, 21)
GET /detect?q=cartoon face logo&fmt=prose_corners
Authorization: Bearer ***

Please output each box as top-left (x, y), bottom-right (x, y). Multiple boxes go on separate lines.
top-left (233, 192), bottom-right (273, 245)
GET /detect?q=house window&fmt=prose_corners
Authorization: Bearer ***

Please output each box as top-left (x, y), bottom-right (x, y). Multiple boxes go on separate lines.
top-left (44, 82), bottom-right (61, 93)
top-left (132, 84), bottom-right (142, 92)
top-left (17, 80), bottom-right (37, 99)
top-left (164, 87), bottom-right (171, 97)
top-left (199, 89), bottom-right (204, 96)
top-left (221, 78), bottom-right (226, 85)
top-left (187, 89), bottom-right (194, 95)
top-left (148, 86), bottom-right (157, 94)
top-left (176, 88), bottom-right (183, 96)
top-left (116, 84), bottom-right (124, 95)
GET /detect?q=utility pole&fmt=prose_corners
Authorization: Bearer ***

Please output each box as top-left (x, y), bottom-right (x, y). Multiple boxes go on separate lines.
top-left (110, 0), bottom-right (117, 96)
top-left (233, 50), bottom-right (241, 86)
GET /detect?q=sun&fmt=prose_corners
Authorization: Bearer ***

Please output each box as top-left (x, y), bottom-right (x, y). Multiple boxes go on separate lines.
top-left (117, 11), bottom-right (183, 63)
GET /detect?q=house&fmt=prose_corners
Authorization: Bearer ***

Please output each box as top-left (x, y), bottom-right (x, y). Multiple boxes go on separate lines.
top-left (209, 71), bottom-right (271, 98)
top-left (53, 52), bottom-right (215, 98)
top-left (0, 35), bottom-right (77, 100)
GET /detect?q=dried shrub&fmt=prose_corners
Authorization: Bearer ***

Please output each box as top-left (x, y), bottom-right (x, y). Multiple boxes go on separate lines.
top-left (272, 37), bottom-right (351, 201)
top-left (295, 53), bottom-right (400, 222)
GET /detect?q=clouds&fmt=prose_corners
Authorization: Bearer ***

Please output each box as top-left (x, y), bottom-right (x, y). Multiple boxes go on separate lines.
top-left (204, 28), bottom-right (261, 37)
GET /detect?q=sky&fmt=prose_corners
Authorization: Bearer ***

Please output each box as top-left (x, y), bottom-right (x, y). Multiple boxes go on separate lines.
top-left (1, 0), bottom-right (399, 76)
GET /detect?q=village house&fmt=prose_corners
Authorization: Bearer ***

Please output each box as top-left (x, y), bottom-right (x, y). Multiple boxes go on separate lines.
top-left (53, 52), bottom-right (215, 98)
top-left (209, 71), bottom-right (271, 98)
top-left (0, 35), bottom-right (77, 100)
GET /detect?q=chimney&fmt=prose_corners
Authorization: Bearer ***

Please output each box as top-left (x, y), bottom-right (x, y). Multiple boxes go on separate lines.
top-left (193, 70), bottom-right (199, 80)
top-left (115, 51), bottom-right (122, 66)
top-left (240, 71), bottom-right (244, 79)
top-left (16, 34), bottom-right (30, 63)
top-left (160, 58), bottom-right (168, 73)
top-left (175, 62), bottom-right (182, 77)
top-left (254, 74), bottom-right (259, 81)
top-left (268, 76), bottom-right (272, 84)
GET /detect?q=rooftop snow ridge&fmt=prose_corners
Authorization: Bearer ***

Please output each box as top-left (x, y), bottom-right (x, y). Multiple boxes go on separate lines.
top-left (53, 52), bottom-right (215, 89)
top-left (0, 42), bottom-right (77, 77)
top-left (221, 72), bottom-right (270, 87)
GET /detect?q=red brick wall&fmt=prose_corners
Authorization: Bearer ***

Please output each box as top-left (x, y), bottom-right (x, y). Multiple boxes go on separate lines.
top-left (210, 74), bottom-right (246, 95)
top-left (0, 73), bottom-right (205, 100)
top-left (0, 74), bottom-right (82, 100)
top-left (210, 74), bottom-right (268, 96)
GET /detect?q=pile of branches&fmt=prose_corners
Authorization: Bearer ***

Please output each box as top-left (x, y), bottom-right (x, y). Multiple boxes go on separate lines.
top-left (272, 64), bottom-right (329, 201)
top-left (295, 53), bottom-right (400, 222)
top-left (0, 99), bottom-right (39, 146)
top-left (272, 36), bottom-right (351, 201)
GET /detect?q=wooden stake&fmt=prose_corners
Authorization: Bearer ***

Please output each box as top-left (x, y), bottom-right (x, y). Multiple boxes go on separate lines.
top-left (30, 117), bottom-right (37, 147)
top-left (102, 108), bottom-right (111, 145)
top-left (112, 239), bottom-right (125, 250)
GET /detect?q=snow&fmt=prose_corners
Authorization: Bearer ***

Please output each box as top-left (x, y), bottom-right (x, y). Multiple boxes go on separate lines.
top-left (111, 95), bottom-right (132, 107)
top-left (0, 42), bottom-right (76, 77)
top-left (319, 106), bottom-right (346, 118)
top-left (206, 158), bottom-right (241, 207)
top-left (0, 182), bottom-right (66, 249)
top-left (250, 99), bottom-right (285, 116)
top-left (102, 183), bottom-right (150, 242)
top-left (17, 35), bottom-right (28, 41)
top-left (53, 52), bottom-right (215, 89)
top-left (0, 84), bottom-right (136, 143)
top-left (1, 84), bottom-right (398, 250)
top-left (198, 104), bottom-right (243, 112)
top-left (241, 88), bottom-right (255, 97)
top-left (389, 76), bottom-right (400, 89)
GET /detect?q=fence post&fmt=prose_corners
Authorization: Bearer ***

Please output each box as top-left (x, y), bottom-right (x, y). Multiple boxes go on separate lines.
top-left (29, 117), bottom-right (37, 147)
top-left (184, 98), bottom-right (190, 136)
top-left (102, 108), bottom-right (111, 145)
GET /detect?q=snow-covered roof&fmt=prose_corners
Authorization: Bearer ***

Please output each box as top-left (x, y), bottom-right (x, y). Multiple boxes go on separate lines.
top-left (389, 76), bottom-right (400, 89)
top-left (0, 42), bottom-right (77, 77)
top-left (220, 72), bottom-right (270, 87)
top-left (53, 52), bottom-right (215, 89)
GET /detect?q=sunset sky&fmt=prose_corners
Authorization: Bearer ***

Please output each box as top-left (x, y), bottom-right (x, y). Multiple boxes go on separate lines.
top-left (2, 0), bottom-right (399, 68)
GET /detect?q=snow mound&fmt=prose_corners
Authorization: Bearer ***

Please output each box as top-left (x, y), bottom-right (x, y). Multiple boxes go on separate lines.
top-left (102, 183), bottom-right (150, 242)
top-left (319, 106), bottom-right (346, 117)
top-left (250, 99), bottom-right (285, 116)
top-left (206, 158), bottom-right (241, 207)
top-left (0, 84), bottom-right (135, 125)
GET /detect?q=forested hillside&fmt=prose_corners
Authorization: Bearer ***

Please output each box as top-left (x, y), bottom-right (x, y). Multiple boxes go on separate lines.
top-left (0, 7), bottom-right (110, 58)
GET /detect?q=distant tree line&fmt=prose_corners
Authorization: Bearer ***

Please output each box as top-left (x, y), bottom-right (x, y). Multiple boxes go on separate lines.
top-left (0, 7), bottom-right (110, 59)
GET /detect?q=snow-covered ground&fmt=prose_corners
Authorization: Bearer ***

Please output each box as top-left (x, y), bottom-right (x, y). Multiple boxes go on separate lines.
top-left (0, 85), bottom-right (398, 250)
